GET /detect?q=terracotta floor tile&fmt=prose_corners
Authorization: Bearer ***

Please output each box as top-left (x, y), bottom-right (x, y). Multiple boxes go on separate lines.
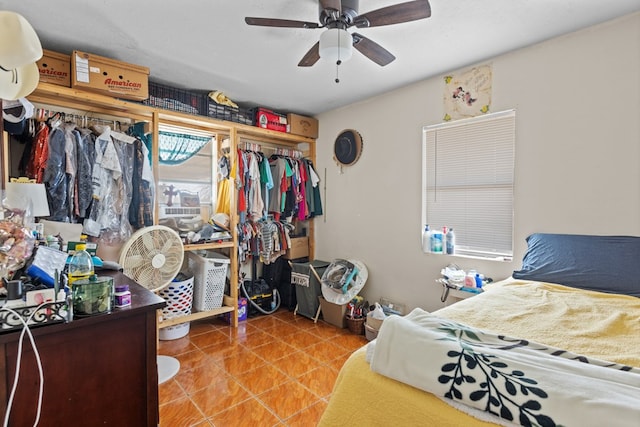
top-left (159, 378), bottom-right (187, 405)
top-left (264, 320), bottom-right (303, 338)
top-left (251, 340), bottom-right (298, 363)
top-left (175, 362), bottom-right (227, 395)
top-left (306, 323), bottom-right (345, 340)
top-left (174, 348), bottom-right (210, 371)
top-left (189, 329), bottom-right (233, 349)
top-left (286, 330), bottom-right (322, 350)
top-left (328, 351), bottom-right (353, 371)
top-left (190, 377), bottom-right (252, 418)
top-left (158, 309), bottom-right (350, 426)
top-left (189, 319), bottom-right (218, 335)
top-left (158, 336), bottom-right (197, 356)
top-left (258, 380), bottom-right (323, 420)
top-left (216, 347), bottom-right (267, 376)
top-left (304, 341), bottom-right (350, 364)
top-left (208, 398), bottom-right (280, 427)
top-left (296, 365), bottom-right (339, 398)
top-left (234, 363), bottom-right (290, 395)
top-left (198, 340), bottom-right (244, 363)
top-left (271, 351), bottom-right (322, 378)
top-left (285, 400), bottom-right (328, 427)
top-left (246, 315), bottom-right (284, 331)
top-left (237, 329), bottom-right (280, 349)
top-left (159, 395), bottom-right (205, 427)
top-left (328, 332), bottom-right (368, 353)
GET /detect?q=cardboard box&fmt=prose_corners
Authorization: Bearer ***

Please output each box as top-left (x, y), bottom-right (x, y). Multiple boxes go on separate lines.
top-left (284, 236), bottom-right (309, 260)
top-left (287, 113), bottom-right (318, 139)
top-left (71, 50), bottom-right (149, 100)
top-left (37, 50), bottom-right (71, 87)
top-left (255, 108), bottom-right (287, 132)
top-left (319, 296), bottom-right (346, 328)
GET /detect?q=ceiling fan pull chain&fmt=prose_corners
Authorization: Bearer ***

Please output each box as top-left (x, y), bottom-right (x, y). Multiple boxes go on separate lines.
top-left (335, 59), bottom-right (341, 83)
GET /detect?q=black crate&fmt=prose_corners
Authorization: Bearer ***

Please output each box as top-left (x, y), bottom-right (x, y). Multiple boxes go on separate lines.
top-left (208, 101), bottom-right (255, 126)
top-left (143, 82), bottom-right (207, 116)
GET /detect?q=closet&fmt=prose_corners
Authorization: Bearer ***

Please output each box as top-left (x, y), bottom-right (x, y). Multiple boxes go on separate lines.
top-left (1, 82), bottom-right (317, 328)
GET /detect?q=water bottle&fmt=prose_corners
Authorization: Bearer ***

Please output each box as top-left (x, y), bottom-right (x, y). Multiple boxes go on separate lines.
top-left (446, 228), bottom-right (455, 255)
top-left (68, 243), bottom-right (94, 286)
top-left (421, 224), bottom-right (431, 253)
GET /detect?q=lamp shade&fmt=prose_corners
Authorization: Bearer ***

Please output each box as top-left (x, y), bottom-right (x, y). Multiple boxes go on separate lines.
top-left (5, 182), bottom-right (50, 217)
top-left (319, 28), bottom-right (353, 62)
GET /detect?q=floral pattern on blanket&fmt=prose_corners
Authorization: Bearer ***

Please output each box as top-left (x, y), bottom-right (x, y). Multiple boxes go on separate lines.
top-left (434, 320), bottom-right (634, 427)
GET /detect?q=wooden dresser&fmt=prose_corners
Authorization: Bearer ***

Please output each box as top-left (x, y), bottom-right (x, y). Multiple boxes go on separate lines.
top-left (0, 272), bottom-right (165, 426)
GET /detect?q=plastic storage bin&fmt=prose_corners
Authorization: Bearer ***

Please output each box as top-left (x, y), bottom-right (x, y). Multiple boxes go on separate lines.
top-left (158, 275), bottom-right (194, 340)
top-left (188, 251), bottom-right (230, 311)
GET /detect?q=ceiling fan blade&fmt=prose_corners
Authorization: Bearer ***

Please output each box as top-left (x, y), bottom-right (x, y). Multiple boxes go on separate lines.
top-left (298, 42), bottom-right (321, 67)
top-left (352, 33), bottom-right (396, 66)
top-left (319, 0), bottom-right (342, 12)
top-left (354, 0), bottom-right (431, 28)
top-left (245, 17), bottom-right (320, 29)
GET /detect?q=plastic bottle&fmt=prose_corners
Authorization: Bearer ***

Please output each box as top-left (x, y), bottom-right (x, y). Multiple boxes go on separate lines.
top-left (465, 270), bottom-right (477, 287)
top-left (475, 273), bottom-right (483, 288)
top-left (421, 225), bottom-right (432, 253)
top-left (446, 228), bottom-right (455, 255)
top-left (68, 243), bottom-right (94, 286)
top-left (431, 230), bottom-right (444, 254)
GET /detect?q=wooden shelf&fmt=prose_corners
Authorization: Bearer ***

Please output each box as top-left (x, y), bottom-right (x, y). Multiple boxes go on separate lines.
top-left (183, 241), bottom-right (234, 251)
top-left (21, 82), bottom-right (316, 329)
top-left (159, 305), bottom-right (234, 328)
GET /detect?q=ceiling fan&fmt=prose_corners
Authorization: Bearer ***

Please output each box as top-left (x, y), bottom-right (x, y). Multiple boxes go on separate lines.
top-left (245, 0), bottom-right (431, 67)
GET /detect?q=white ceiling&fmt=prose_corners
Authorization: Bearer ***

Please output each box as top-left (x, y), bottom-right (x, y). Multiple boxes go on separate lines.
top-left (1, 0), bottom-right (639, 116)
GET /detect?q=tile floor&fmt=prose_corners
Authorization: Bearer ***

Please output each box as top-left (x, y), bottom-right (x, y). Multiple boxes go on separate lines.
top-left (158, 309), bottom-right (368, 426)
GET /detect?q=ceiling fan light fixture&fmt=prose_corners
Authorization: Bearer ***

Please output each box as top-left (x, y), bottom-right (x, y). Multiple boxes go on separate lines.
top-left (319, 28), bottom-right (353, 62)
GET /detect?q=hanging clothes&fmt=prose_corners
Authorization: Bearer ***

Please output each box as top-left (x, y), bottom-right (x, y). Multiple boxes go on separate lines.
top-left (216, 153), bottom-right (232, 215)
top-left (26, 120), bottom-right (49, 183)
top-left (43, 123), bottom-right (69, 222)
top-left (75, 128), bottom-right (96, 219)
top-left (83, 127), bottom-right (123, 237)
top-left (129, 138), bottom-right (153, 228)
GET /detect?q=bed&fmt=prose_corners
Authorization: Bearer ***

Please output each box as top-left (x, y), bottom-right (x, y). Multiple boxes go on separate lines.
top-left (318, 233), bottom-right (640, 427)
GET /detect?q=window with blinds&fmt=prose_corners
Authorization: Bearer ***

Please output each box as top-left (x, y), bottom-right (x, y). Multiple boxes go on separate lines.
top-left (421, 110), bottom-right (515, 260)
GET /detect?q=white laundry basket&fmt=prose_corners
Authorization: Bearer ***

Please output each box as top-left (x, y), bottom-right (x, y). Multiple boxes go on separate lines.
top-left (158, 275), bottom-right (194, 340)
top-left (188, 251), bottom-right (230, 311)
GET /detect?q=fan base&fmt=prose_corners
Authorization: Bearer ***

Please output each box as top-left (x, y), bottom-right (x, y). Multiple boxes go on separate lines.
top-left (157, 355), bottom-right (180, 384)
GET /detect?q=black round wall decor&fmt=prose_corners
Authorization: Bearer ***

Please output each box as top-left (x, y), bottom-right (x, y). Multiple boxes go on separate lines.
top-left (333, 129), bottom-right (363, 166)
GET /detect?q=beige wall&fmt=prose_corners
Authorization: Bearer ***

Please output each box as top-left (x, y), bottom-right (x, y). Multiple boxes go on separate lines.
top-left (314, 12), bottom-right (640, 313)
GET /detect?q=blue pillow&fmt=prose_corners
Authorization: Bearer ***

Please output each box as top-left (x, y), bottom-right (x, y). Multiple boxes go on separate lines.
top-left (512, 233), bottom-right (640, 297)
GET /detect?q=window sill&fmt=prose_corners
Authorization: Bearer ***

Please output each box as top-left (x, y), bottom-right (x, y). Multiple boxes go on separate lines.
top-left (426, 252), bottom-right (512, 263)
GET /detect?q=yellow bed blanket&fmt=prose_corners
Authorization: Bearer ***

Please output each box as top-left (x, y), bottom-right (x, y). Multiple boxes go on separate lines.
top-left (318, 279), bottom-right (640, 426)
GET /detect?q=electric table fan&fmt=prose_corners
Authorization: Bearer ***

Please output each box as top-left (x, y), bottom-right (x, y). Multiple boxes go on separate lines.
top-left (119, 225), bottom-right (185, 384)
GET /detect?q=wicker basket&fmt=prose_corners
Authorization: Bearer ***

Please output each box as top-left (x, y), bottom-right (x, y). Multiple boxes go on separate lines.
top-left (345, 316), bottom-right (365, 335)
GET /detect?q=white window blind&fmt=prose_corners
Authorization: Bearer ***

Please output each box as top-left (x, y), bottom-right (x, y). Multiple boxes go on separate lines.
top-left (422, 110), bottom-right (515, 260)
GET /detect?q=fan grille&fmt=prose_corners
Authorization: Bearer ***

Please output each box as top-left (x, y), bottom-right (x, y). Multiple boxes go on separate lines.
top-left (119, 226), bottom-right (185, 293)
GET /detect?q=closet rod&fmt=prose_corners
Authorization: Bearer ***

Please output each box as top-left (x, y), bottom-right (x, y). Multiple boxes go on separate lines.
top-left (28, 98), bottom-right (151, 122)
top-left (239, 140), bottom-right (304, 159)
top-left (35, 109), bottom-right (134, 131)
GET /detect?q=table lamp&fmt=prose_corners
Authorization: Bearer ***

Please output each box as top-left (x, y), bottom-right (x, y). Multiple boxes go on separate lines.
top-left (4, 181), bottom-right (50, 224)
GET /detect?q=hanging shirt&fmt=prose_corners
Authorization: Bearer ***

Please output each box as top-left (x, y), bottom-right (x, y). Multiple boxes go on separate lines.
top-left (26, 121), bottom-right (48, 182)
top-left (43, 124), bottom-right (69, 222)
top-left (84, 127), bottom-right (122, 237)
top-left (75, 128), bottom-right (95, 218)
top-left (259, 154), bottom-right (273, 218)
